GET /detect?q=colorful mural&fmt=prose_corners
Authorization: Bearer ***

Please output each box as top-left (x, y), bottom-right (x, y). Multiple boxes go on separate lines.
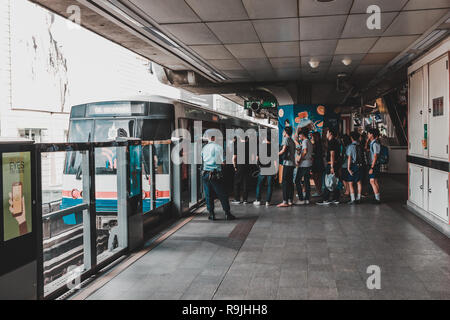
top-left (278, 105), bottom-right (326, 144)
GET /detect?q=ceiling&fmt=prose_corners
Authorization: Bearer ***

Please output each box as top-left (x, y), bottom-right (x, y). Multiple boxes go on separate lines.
top-left (31, 0), bottom-right (450, 106)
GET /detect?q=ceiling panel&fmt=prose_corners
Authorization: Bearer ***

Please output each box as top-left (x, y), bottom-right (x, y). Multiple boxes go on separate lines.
top-left (360, 52), bottom-right (399, 65)
top-left (185, 0), bottom-right (248, 21)
top-left (262, 42), bottom-right (300, 57)
top-left (299, 0), bottom-right (353, 16)
top-left (300, 40), bottom-right (337, 56)
top-left (369, 35), bottom-right (420, 53)
top-left (207, 21), bottom-right (259, 44)
top-left (208, 59), bottom-right (244, 70)
top-left (239, 58), bottom-right (273, 70)
top-left (299, 15), bottom-right (347, 40)
top-left (335, 38), bottom-right (378, 54)
top-left (163, 23), bottom-right (220, 45)
top-left (341, 12), bottom-right (397, 38)
top-left (129, 0), bottom-right (200, 24)
top-left (253, 18), bottom-right (300, 42)
top-left (350, 0), bottom-right (408, 13)
top-left (270, 57), bottom-right (301, 68)
top-left (225, 43), bottom-right (267, 59)
top-left (383, 9), bottom-right (449, 36)
top-left (190, 45), bottom-right (234, 59)
top-left (223, 70), bottom-right (251, 79)
top-left (274, 67), bottom-right (302, 80)
top-left (242, 0), bottom-right (298, 19)
top-left (404, 0), bottom-right (450, 10)
top-left (353, 64), bottom-right (384, 74)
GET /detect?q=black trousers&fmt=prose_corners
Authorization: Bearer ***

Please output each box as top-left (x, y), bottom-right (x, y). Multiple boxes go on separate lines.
top-left (282, 165), bottom-right (295, 203)
top-left (233, 165), bottom-right (250, 201)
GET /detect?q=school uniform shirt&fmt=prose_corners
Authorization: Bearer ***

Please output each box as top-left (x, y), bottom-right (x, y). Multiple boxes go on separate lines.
top-left (201, 142), bottom-right (224, 172)
top-left (346, 142), bottom-right (358, 165)
top-left (299, 138), bottom-right (313, 168)
top-left (282, 136), bottom-right (296, 167)
top-left (369, 140), bottom-right (381, 165)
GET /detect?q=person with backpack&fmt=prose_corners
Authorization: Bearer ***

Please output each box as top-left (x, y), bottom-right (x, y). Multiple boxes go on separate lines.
top-left (346, 131), bottom-right (363, 204)
top-left (367, 128), bottom-right (382, 204)
top-left (278, 126), bottom-right (296, 207)
top-left (294, 127), bottom-right (313, 205)
top-left (317, 128), bottom-right (341, 205)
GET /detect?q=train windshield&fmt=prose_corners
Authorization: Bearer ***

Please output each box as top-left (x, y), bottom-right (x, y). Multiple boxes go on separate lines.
top-left (64, 119), bottom-right (135, 175)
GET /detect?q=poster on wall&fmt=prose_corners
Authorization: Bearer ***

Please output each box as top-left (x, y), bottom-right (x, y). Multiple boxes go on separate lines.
top-left (278, 105), bottom-right (326, 144)
top-left (3, 152), bottom-right (32, 241)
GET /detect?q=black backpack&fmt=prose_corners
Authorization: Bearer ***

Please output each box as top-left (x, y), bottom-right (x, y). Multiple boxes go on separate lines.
top-left (355, 143), bottom-right (366, 167)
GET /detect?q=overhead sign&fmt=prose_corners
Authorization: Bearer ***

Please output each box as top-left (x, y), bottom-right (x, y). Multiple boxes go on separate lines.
top-left (244, 100), bottom-right (277, 111)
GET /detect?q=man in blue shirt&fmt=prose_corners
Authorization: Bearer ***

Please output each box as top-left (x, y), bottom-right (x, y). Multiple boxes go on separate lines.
top-left (367, 128), bottom-right (381, 204)
top-left (201, 132), bottom-right (234, 221)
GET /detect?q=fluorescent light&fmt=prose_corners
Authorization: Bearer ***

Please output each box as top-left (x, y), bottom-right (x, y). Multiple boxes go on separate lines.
top-left (102, 0), bottom-right (144, 27)
top-left (412, 29), bottom-right (448, 50)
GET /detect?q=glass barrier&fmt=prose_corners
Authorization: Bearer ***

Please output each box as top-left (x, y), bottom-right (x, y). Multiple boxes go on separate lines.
top-left (41, 151), bottom-right (87, 297)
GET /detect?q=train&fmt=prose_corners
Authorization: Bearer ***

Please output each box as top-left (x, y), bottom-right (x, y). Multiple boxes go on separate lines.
top-left (43, 96), bottom-right (274, 293)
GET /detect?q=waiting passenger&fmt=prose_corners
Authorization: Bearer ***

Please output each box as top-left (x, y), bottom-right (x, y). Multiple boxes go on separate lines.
top-left (311, 131), bottom-right (324, 197)
top-left (367, 128), bottom-right (382, 204)
top-left (294, 127), bottom-right (313, 205)
top-left (254, 131), bottom-right (276, 207)
top-left (232, 136), bottom-right (251, 204)
top-left (317, 128), bottom-right (341, 206)
top-left (277, 126), bottom-right (296, 207)
top-left (201, 132), bottom-right (235, 221)
top-left (345, 132), bottom-right (363, 204)
top-left (340, 134), bottom-right (352, 198)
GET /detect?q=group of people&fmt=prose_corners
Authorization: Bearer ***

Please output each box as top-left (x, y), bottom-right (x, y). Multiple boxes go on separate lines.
top-left (200, 126), bottom-right (383, 221)
top-left (278, 126), bottom-right (383, 207)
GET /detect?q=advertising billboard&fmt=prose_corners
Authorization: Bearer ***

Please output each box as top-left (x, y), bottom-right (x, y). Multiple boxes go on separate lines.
top-left (2, 152), bottom-right (32, 241)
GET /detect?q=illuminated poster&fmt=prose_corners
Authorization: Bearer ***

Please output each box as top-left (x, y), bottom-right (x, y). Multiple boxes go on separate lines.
top-left (3, 152), bottom-right (32, 241)
top-left (129, 145), bottom-right (142, 198)
top-left (278, 105), bottom-right (326, 144)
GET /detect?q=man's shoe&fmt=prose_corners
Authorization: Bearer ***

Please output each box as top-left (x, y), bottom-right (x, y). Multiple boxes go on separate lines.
top-left (288, 201), bottom-right (293, 206)
top-left (265, 202), bottom-right (271, 207)
top-left (355, 199), bottom-right (361, 204)
top-left (332, 200), bottom-right (340, 205)
top-left (317, 200), bottom-right (331, 206)
top-left (253, 201), bottom-right (261, 206)
top-left (305, 200), bottom-right (310, 205)
top-left (208, 213), bottom-right (216, 221)
top-left (347, 200), bottom-right (356, 205)
top-left (225, 213), bottom-right (236, 220)
top-left (373, 199), bottom-right (381, 205)
top-left (243, 200), bottom-right (251, 204)
top-left (231, 200), bottom-right (241, 205)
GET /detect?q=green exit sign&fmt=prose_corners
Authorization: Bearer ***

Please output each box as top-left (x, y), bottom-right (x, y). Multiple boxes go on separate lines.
top-left (244, 100), bottom-right (277, 110)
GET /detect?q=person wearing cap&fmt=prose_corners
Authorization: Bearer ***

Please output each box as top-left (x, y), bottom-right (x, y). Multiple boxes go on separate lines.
top-left (201, 131), bottom-right (235, 221)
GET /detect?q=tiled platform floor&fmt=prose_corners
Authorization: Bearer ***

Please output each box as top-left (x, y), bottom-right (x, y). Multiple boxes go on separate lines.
top-left (85, 175), bottom-right (450, 300)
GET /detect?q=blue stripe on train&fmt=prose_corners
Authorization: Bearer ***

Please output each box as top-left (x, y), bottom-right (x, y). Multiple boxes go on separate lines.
top-left (60, 198), bottom-right (170, 225)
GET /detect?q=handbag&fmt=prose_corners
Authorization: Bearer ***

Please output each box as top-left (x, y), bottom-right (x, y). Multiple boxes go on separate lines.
top-left (324, 173), bottom-right (339, 192)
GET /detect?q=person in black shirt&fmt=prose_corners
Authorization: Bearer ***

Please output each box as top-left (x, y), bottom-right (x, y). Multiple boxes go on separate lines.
top-left (317, 128), bottom-right (341, 205)
top-left (232, 136), bottom-right (251, 204)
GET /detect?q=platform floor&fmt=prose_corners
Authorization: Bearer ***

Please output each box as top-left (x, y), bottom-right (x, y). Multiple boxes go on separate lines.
top-left (83, 175), bottom-right (450, 300)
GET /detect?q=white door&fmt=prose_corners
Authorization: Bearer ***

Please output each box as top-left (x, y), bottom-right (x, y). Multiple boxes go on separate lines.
top-left (428, 168), bottom-right (449, 223)
top-left (428, 55), bottom-right (449, 160)
top-left (409, 68), bottom-right (424, 156)
top-left (409, 164), bottom-right (424, 209)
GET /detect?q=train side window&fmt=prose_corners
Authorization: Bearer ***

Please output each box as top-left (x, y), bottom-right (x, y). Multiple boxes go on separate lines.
top-left (142, 119), bottom-right (172, 141)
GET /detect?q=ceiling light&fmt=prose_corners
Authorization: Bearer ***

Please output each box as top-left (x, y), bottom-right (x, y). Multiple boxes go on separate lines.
top-left (342, 58), bottom-right (352, 66)
top-left (308, 60), bottom-right (320, 69)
